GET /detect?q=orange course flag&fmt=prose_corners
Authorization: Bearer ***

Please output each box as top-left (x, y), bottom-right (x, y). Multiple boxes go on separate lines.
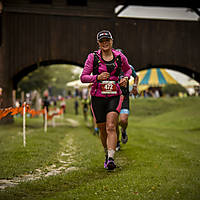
top-left (0, 108), bottom-right (12, 119)
top-left (10, 107), bottom-right (20, 115)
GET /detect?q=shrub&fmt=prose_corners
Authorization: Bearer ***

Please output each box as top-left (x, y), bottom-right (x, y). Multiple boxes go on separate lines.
top-left (162, 84), bottom-right (187, 96)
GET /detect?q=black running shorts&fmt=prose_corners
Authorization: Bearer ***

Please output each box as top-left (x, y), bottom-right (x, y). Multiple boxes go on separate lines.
top-left (91, 96), bottom-right (124, 123)
top-left (121, 94), bottom-right (129, 110)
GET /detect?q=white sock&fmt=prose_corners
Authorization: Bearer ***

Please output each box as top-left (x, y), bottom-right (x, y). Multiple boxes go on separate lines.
top-left (108, 149), bottom-right (115, 159)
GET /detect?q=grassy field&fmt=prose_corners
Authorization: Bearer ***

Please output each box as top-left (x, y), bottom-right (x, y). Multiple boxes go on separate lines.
top-left (0, 97), bottom-right (200, 200)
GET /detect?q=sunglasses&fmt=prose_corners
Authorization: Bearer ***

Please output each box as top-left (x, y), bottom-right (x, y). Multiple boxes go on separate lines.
top-left (99, 38), bottom-right (111, 43)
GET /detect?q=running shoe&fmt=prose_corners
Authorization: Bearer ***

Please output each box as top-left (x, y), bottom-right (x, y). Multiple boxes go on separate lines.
top-left (116, 141), bottom-right (121, 151)
top-left (121, 129), bottom-right (128, 144)
top-left (104, 155), bottom-right (108, 169)
top-left (107, 157), bottom-right (116, 170)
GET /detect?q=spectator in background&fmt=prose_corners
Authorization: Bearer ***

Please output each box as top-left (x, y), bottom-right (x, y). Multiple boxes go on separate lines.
top-left (42, 95), bottom-right (50, 124)
top-left (154, 89), bottom-right (160, 98)
top-left (60, 98), bottom-right (66, 113)
top-left (81, 98), bottom-right (90, 121)
top-left (42, 95), bottom-right (50, 113)
top-left (82, 88), bottom-right (88, 100)
top-left (74, 98), bottom-right (79, 115)
top-left (67, 90), bottom-right (72, 98)
top-left (75, 88), bottom-right (80, 98)
top-left (52, 96), bottom-right (57, 107)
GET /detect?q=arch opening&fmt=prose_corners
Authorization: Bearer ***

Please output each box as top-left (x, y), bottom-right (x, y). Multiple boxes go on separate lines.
top-left (13, 60), bottom-right (83, 102)
top-left (13, 59), bottom-right (83, 89)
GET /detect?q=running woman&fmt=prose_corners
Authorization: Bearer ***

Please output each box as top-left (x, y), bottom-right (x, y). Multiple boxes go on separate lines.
top-left (80, 30), bottom-right (132, 170)
top-left (116, 62), bottom-right (139, 151)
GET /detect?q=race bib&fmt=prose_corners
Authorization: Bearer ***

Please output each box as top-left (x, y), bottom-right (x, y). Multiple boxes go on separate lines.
top-left (100, 81), bottom-right (117, 94)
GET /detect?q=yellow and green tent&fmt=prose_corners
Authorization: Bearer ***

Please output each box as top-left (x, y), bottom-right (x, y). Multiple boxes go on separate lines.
top-left (130, 68), bottom-right (178, 91)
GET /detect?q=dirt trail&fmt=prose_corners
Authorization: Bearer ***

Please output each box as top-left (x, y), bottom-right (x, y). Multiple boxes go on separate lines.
top-left (0, 118), bottom-right (79, 190)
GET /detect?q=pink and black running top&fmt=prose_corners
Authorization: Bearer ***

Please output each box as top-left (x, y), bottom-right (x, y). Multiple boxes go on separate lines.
top-left (80, 49), bottom-right (132, 98)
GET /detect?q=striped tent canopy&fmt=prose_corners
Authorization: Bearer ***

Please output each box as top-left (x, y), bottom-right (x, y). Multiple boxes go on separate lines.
top-left (130, 68), bottom-right (178, 91)
top-left (66, 80), bottom-right (90, 88)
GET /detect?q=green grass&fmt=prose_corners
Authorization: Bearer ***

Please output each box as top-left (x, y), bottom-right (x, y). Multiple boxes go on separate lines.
top-left (0, 117), bottom-right (68, 179)
top-left (0, 97), bottom-right (200, 200)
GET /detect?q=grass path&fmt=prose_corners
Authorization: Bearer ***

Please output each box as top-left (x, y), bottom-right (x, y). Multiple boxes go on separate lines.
top-left (0, 97), bottom-right (200, 200)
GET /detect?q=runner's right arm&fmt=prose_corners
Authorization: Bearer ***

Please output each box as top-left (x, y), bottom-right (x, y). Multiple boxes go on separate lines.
top-left (81, 53), bottom-right (98, 83)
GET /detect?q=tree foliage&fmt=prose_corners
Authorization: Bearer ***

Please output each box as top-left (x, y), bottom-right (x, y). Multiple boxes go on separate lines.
top-left (162, 84), bottom-right (187, 96)
top-left (18, 64), bottom-right (81, 96)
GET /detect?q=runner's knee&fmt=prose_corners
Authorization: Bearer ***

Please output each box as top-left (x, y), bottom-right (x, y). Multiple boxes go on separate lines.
top-left (106, 123), bottom-right (116, 134)
top-left (120, 118), bottom-right (128, 125)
